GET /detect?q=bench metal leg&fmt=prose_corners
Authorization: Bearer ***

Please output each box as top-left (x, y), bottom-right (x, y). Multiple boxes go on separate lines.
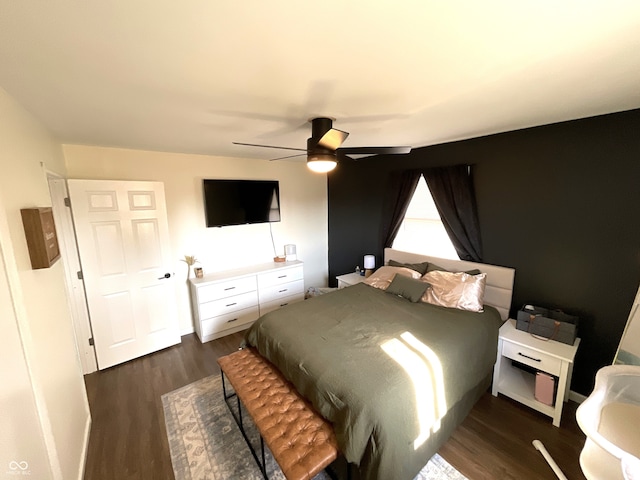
top-left (325, 456), bottom-right (354, 480)
top-left (221, 371), bottom-right (269, 480)
top-left (221, 370), bottom-right (228, 398)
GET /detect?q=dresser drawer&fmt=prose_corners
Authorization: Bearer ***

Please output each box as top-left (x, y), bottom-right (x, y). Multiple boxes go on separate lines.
top-left (257, 265), bottom-right (304, 289)
top-left (199, 290), bottom-right (258, 320)
top-left (200, 306), bottom-right (260, 336)
top-left (259, 293), bottom-right (305, 316)
top-left (502, 341), bottom-right (562, 376)
top-left (196, 276), bottom-right (257, 304)
top-left (258, 279), bottom-right (304, 304)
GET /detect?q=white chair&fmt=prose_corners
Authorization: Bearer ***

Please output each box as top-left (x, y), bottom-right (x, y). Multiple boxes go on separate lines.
top-left (576, 365), bottom-right (640, 480)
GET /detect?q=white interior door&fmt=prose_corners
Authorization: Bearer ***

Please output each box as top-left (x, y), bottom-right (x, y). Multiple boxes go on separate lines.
top-left (67, 179), bottom-right (180, 369)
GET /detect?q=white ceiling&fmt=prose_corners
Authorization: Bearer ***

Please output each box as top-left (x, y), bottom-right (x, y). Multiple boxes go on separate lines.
top-left (1, 1), bottom-right (639, 160)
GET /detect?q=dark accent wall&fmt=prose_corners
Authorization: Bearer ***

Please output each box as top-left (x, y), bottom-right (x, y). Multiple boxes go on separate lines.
top-left (328, 108), bottom-right (640, 396)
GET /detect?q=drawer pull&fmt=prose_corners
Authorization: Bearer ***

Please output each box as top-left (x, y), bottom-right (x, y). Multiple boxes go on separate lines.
top-left (224, 286), bottom-right (236, 291)
top-left (225, 302), bottom-right (237, 307)
top-left (278, 289), bottom-right (288, 293)
top-left (278, 275), bottom-right (287, 278)
top-left (227, 318), bottom-right (238, 323)
top-left (518, 352), bottom-right (541, 362)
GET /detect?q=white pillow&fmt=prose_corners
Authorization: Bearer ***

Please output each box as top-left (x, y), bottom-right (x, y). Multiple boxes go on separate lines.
top-left (363, 266), bottom-right (422, 291)
top-left (420, 270), bottom-right (486, 312)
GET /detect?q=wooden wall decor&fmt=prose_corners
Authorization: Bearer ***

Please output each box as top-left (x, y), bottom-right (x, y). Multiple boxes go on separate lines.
top-left (20, 207), bottom-right (61, 269)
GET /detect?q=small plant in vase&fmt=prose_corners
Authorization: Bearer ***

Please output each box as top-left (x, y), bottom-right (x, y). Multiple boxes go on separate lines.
top-left (181, 255), bottom-right (198, 280)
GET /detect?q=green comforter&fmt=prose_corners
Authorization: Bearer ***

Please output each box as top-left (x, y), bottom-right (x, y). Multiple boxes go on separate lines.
top-left (244, 283), bottom-right (502, 480)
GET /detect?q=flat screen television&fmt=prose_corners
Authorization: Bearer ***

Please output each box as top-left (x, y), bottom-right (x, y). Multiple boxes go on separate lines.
top-left (203, 179), bottom-right (281, 228)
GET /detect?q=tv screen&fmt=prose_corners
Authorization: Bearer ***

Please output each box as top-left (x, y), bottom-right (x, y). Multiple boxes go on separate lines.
top-left (203, 179), bottom-right (281, 228)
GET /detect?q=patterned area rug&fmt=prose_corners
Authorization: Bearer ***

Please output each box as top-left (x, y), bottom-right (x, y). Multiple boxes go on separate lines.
top-left (162, 374), bottom-right (468, 480)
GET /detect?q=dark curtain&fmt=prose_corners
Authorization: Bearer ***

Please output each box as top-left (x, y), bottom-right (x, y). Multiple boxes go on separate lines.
top-left (422, 164), bottom-right (483, 262)
top-left (380, 169), bottom-right (421, 249)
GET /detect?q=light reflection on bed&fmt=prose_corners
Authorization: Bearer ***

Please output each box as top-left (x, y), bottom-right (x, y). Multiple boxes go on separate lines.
top-left (382, 332), bottom-right (446, 450)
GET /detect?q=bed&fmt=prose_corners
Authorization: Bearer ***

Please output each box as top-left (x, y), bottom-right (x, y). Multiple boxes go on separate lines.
top-left (244, 248), bottom-right (515, 480)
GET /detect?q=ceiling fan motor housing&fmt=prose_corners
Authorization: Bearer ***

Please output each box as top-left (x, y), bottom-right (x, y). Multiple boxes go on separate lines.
top-left (310, 117), bottom-right (334, 138)
top-left (309, 117), bottom-right (348, 155)
top-left (307, 136), bottom-right (335, 157)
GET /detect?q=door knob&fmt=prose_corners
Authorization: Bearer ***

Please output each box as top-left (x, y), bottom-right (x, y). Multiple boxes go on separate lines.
top-left (158, 273), bottom-right (171, 280)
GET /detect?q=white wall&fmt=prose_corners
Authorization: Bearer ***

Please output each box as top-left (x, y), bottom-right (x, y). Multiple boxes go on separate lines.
top-left (0, 87), bottom-right (90, 480)
top-left (0, 217), bottom-right (52, 479)
top-left (63, 145), bottom-right (329, 334)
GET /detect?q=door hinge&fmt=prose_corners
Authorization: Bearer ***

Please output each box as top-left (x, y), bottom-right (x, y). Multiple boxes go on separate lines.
top-left (88, 337), bottom-right (94, 346)
top-left (77, 270), bottom-right (83, 280)
top-left (64, 197), bottom-right (71, 207)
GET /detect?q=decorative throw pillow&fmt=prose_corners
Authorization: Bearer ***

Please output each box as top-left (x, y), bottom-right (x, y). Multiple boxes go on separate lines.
top-left (426, 262), bottom-right (447, 273)
top-left (363, 266), bottom-right (422, 291)
top-left (464, 268), bottom-right (482, 275)
top-left (388, 259), bottom-right (430, 275)
top-left (426, 262), bottom-right (481, 276)
top-left (386, 274), bottom-right (430, 302)
top-left (420, 270), bottom-right (487, 312)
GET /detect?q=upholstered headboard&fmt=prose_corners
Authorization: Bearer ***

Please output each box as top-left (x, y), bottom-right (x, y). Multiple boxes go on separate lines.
top-left (384, 248), bottom-right (515, 320)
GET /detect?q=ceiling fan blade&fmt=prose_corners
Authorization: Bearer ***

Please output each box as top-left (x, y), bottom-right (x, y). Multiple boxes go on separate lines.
top-left (336, 151), bottom-right (383, 161)
top-left (269, 153), bottom-right (307, 161)
top-left (233, 142), bottom-right (306, 152)
top-left (317, 128), bottom-right (349, 150)
top-left (337, 146), bottom-right (412, 155)
top-left (340, 153), bottom-right (374, 160)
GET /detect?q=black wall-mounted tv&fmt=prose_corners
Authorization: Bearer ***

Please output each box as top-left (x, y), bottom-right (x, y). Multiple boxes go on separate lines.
top-left (203, 179), bottom-right (281, 228)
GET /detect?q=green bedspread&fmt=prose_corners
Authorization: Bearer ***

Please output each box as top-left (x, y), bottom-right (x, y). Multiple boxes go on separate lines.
top-left (244, 283), bottom-right (502, 480)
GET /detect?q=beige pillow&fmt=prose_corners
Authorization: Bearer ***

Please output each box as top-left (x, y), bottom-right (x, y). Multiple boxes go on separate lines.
top-left (364, 266), bottom-right (422, 291)
top-left (420, 270), bottom-right (486, 312)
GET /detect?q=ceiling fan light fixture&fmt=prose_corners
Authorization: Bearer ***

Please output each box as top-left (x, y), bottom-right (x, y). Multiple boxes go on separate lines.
top-left (307, 153), bottom-right (337, 173)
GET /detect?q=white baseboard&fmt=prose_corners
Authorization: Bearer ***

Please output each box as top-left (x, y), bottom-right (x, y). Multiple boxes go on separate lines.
top-left (569, 390), bottom-right (587, 404)
top-left (180, 326), bottom-right (195, 336)
top-left (78, 412), bottom-right (92, 480)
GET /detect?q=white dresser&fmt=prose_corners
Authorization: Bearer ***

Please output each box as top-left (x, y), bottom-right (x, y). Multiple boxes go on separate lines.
top-left (189, 261), bottom-right (304, 342)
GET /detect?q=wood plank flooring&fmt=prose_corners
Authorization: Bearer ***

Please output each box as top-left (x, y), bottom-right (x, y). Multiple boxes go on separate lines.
top-left (83, 332), bottom-right (587, 480)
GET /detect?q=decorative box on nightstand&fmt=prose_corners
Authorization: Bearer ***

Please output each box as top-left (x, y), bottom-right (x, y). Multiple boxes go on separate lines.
top-left (492, 319), bottom-right (580, 427)
top-left (336, 272), bottom-right (367, 288)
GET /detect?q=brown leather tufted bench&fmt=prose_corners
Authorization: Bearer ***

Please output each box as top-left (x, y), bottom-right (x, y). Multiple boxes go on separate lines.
top-left (217, 347), bottom-right (340, 480)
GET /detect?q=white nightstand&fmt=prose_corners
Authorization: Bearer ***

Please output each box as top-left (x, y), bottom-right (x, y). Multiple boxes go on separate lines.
top-left (492, 319), bottom-right (580, 427)
top-left (336, 272), bottom-right (367, 288)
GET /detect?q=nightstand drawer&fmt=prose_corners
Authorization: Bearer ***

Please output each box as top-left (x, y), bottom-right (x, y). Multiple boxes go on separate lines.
top-left (502, 341), bottom-right (562, 376)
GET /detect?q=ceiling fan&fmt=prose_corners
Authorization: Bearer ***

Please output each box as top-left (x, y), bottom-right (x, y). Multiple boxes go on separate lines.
top-left (233, 117), bottom-right (411, 173)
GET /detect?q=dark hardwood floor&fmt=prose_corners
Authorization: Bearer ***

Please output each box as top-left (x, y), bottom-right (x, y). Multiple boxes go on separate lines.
top-left (83, 332), bottom-right (587, 480)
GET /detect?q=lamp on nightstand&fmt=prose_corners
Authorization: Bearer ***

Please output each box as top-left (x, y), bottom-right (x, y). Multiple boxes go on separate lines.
top-left (364, 254), bottom-right (375, 277)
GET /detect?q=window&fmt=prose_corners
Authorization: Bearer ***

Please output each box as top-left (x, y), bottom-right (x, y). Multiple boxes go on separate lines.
top-left (392, 176), bottom-right (458, 260)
